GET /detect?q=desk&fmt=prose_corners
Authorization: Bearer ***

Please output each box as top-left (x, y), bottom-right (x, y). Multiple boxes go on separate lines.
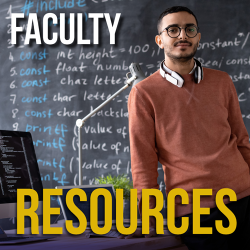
top-left (0, 234), bottom-right (188, 250)
top-left (1, 222), bottom-right (188, 250)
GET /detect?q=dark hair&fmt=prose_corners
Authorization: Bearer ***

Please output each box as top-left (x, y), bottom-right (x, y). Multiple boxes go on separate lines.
top-left (157, 6), bottom-right (199, 34)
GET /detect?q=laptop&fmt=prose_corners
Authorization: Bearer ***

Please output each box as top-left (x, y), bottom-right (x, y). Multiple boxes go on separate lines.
top-left (56, 184), bottom-right (141, 237)
top-left (0, 130), bottom-right (55, 244)
top-left (0, 226), bottom-right (55, 245)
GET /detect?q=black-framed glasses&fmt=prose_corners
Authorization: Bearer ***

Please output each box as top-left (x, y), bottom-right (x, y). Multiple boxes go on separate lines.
top-left (159, 25), bottom-right (199, 38)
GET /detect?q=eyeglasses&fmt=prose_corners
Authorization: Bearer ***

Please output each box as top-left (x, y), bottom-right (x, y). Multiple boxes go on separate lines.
top-left (159, 25), bottom-right (199, 38)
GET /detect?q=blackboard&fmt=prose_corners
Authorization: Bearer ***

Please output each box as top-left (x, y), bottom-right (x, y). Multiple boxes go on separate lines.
top-left (0, 0), bottom-right (250, 229)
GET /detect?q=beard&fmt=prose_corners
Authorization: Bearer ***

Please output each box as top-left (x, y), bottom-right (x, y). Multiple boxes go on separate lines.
top-left (165, 41), bottom-right (199, 63)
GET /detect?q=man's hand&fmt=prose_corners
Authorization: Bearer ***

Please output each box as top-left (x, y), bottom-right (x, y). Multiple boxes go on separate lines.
top-left (117, 227), bottom-right (156, 239)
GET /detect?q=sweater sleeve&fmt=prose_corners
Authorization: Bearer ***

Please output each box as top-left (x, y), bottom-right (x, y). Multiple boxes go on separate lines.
top-left (128, 86), bottom-right (159, 228)
top-left (227, 75), bottom-right (250, 167)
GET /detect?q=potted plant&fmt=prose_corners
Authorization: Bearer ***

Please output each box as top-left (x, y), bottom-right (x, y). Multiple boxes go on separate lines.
top-left (95, 174), bottom-right (133, 219)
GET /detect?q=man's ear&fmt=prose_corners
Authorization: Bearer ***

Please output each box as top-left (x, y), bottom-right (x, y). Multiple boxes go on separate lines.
top-left (155, 35), bottom-right (164, 49)
top-left (198, 33), bottom-right (201, 44)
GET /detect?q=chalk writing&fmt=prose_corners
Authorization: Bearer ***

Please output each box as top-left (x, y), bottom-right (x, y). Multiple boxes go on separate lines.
top-left (1, 1), bottom-right (250, 231)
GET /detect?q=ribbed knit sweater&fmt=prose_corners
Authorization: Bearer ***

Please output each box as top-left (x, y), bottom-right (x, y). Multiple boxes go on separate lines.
top-left (128, 67), bottom-right (250, 224)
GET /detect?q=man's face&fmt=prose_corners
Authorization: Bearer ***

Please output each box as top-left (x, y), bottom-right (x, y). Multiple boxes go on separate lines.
top-left (155, 11), bottom-right (201, 63)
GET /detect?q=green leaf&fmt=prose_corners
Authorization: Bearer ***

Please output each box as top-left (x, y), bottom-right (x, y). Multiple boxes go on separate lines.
top-left (94, 174), bottom-right (133, 200)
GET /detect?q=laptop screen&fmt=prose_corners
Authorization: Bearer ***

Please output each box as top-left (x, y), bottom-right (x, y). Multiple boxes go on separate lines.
top-left (0, 130), bottom-right (43, 204)
top-left (57, 185), bottom-right (117, 226)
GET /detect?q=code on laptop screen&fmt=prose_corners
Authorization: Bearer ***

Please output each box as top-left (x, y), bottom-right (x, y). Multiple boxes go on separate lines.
top-left (0, 131), bottom-right (43, 203)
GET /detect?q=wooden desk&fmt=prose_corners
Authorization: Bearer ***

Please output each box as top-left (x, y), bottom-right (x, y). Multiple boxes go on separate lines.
top-left (1, 222), bottom-right (188, 250)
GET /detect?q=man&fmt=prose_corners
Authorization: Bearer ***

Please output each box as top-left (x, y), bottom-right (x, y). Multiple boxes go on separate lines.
top-left (124, 6), bottom-right (250, 250)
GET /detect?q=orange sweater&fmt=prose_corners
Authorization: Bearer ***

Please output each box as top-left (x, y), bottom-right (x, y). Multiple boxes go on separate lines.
top-left (128, 67), bottom-right (250, 223)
